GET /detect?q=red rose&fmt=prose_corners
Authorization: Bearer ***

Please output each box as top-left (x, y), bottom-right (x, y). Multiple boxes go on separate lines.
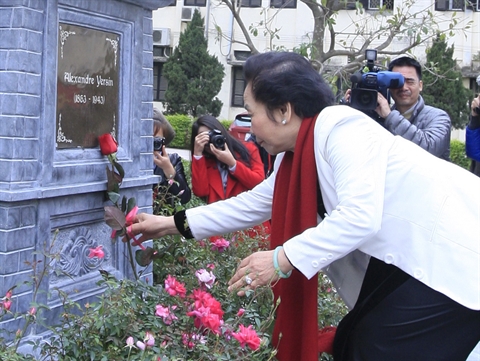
top-left (98, 133), bottom-right (118, 155)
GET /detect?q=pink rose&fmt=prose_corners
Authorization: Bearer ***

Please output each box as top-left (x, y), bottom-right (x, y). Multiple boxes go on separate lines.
top-left (164, 275), bottom-right (187, 298)
top-left (210, 238), bottom-right (230, 252)
top-left (232, 324), bottom-right (261, 350)
top-left (88, 246), bottom-right (105, 259)
top-left (195, 269), bottom-right (216, 289)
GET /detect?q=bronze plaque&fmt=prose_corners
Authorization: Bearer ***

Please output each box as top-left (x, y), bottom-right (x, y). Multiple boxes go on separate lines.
top-left (56, 23), bottom-right (120, 149)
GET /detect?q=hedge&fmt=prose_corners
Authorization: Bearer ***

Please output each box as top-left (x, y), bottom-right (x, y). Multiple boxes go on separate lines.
top-left (165, 114), bottom-right (470, 172)
top-left (450, 139), bottom-right (470, 170)
top-left (166, 114), bottom-right (233, 149)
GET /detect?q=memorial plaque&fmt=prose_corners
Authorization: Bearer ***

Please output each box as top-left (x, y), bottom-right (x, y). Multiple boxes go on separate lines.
top-left (56, 23), bottom-right (120, 149)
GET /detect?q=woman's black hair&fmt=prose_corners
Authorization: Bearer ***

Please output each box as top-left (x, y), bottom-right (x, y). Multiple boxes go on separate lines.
top-left (243, 51), bottom-right (335, 119)
top-left (153, 107), bottom-right (175, 145)
top-left (190, 115), bottom-right (252, 167)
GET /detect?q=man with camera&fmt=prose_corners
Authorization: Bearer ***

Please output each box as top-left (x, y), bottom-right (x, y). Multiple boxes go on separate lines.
top-left (466, 92), bottom-right (480, 177)
top-left (345, 56), bottom-right (451, 161)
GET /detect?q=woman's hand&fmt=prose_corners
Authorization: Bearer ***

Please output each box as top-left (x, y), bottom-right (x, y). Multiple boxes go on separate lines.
top-left (194, 131), bottom-right (210, 156)
top-left (228, 250), bottom-right (279, 296)
top-left (210, 143), bottom-right (236, 169)
top-left (228, 247), bottom-right (295, 296)
top-left (154, 146), bottom-right (176, 179)
top-left (126, 213), bottom-right (179, 245)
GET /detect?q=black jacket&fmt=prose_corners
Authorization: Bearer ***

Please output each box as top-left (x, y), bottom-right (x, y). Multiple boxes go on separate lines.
top-left (154, 153), bottom-right (191, 206)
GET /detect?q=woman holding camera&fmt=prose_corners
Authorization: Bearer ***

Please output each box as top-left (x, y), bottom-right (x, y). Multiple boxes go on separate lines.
top-left (153, 108), bottom-right (191, 208)
top-left (130, 52), bottom-right (480, 361)
top-left (190, 115), bottom-right (265, 204)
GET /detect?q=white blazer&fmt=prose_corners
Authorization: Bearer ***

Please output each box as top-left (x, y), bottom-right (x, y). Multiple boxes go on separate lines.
top-left (187, 105), bottom-right (480, 310)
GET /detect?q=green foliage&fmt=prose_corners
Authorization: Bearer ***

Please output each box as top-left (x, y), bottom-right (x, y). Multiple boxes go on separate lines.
top-left (164, 115), bottom-right (233, 150)
top-left (450, 139), bottom-right (470, 169)
top-left (165, 114), bottom-right (193, 149)
top-left (163, 10), bottom-right (225, 117)
top-left (39, 230), bottom-right (278, 360)
top-left (40, 273), bottom-right (276, 360)
top-left (2, 160), bottom-right (349, 361)
top-left (422, 34), bottom-right (471, 129)
top-left (220, 119), bottom-right (232, 130)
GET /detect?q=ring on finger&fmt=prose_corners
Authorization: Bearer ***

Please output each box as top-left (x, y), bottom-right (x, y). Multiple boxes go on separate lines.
top-left (245, 275), bottom-right (253, 285)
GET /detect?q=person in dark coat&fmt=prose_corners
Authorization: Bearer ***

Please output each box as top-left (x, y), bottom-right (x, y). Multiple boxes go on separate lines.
top-left (466, 94), bottom-right (480, 177)
top-left (152, 108), bottom-right (191, 210)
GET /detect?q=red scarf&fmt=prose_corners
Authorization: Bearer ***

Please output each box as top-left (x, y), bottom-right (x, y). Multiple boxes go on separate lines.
top-left (271, 115), bottom-right (335, 360)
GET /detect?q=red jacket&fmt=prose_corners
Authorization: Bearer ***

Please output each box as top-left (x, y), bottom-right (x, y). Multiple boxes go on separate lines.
top-left (191, 142), bottom-right (265, 203)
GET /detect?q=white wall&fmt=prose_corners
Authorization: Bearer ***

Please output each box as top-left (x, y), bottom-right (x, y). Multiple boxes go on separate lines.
top-left (153, 0), bottom-right (480, 126)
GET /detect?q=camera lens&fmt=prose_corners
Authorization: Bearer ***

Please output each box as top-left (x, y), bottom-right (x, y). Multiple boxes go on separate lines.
top-left (208, 130), bottom-right (226, 150)
top-left (350, 88), bottom-right (378, 110)
top-left (153, 137), bottom-right (165, 152)
top-left (212, 136), bottom-right (225, 149)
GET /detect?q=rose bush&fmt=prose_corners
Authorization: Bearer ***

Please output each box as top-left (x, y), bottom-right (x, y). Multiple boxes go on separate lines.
top-left (0, 134), bottom-right (348, 361)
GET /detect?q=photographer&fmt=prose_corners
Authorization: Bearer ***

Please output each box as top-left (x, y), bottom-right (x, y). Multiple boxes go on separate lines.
top-left (466, 93), bottom-right (480, 177)
top-left (190, 115), bottom-right (265, 204)
top-left (190, 115), bottom-right (270, 242)
top-left (345, 56), bottom-right (451, 160)
top-left (153, 108), bottom-right (191, 207)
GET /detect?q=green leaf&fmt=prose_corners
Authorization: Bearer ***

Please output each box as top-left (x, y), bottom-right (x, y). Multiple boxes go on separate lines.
top-left (135, 247), bottom-right (156, 267)
top-left (121, 196), bottom-right (127, 212)
top-left (127, 197), bottom-right (136, 213)
top-left (104, 206), bottom-right (126, 230)
top-left (107, 192), bottom-right (121, 204)
top-left (112, 160), bottom-right (125, 180)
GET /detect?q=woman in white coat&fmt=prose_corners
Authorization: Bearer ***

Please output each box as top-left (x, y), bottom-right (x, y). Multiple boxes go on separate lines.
top-left (129, 51), bottom-right (480, 361)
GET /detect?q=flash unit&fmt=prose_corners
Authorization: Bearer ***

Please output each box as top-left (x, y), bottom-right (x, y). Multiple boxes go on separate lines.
top-left (365, 49), bottom-right (377, 62)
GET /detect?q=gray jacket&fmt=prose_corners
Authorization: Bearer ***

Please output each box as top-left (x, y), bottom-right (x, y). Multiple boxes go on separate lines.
top-left (384, 95), bottom-right (451, 161)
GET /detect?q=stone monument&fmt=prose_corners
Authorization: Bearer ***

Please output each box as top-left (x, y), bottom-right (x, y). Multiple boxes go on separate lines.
top-left (0, 0), bottom-right (168, 346)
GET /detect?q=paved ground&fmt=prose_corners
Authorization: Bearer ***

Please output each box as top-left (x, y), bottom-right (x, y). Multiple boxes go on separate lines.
top-left (166, 147), bottom-right (191, 161)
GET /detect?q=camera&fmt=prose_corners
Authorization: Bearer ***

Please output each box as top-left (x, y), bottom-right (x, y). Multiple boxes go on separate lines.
top-left (208, 129), bottom-right (226, 150)
top-left (349, 49), bottom-right (405, 111)
top-left (153, 136), bottom-right (165, 153)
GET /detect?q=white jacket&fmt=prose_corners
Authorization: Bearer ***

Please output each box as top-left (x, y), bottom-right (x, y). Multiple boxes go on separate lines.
top-left (187, 105), bottom-right (480, 310)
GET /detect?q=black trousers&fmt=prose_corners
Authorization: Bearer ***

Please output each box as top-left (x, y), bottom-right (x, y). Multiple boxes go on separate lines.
top-left (333, 258), bottom-right (480, 361)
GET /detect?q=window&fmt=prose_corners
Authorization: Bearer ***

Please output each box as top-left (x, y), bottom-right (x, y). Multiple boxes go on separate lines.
top-left (435, 0), bottom-right (465, 11)
top-left (241, 0), bottom-right (262, 7)
top-left (231, 67), bottom-right (246, 107)
top-left (164, 0), bottom-right (176, 6)
top-left (363, 0), bottom-right (394, 10)
top-left (234, 50), bottom-right (251, 61)
top-left (466, 0), bottom-right (480, 10)
top-left (184, 0), bottom-right (206, 6)
top-left (153, 62), bottom-right (168, 102)
top-left (470, 76), bottom-right (480, 95)
top-left (450, 0), bottom-right (465, 9)
top-left (341, 1), bottom-right (358, 9)
top-left (270, 0), bottom-right (296, 9)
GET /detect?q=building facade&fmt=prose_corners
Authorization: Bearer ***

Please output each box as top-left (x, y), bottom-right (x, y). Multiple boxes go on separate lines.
top-left (152, 0), bottom-right (480, 122)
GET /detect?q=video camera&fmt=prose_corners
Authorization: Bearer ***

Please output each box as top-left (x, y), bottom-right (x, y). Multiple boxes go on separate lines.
top-left (349, 49), bottom-right (405, 111)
